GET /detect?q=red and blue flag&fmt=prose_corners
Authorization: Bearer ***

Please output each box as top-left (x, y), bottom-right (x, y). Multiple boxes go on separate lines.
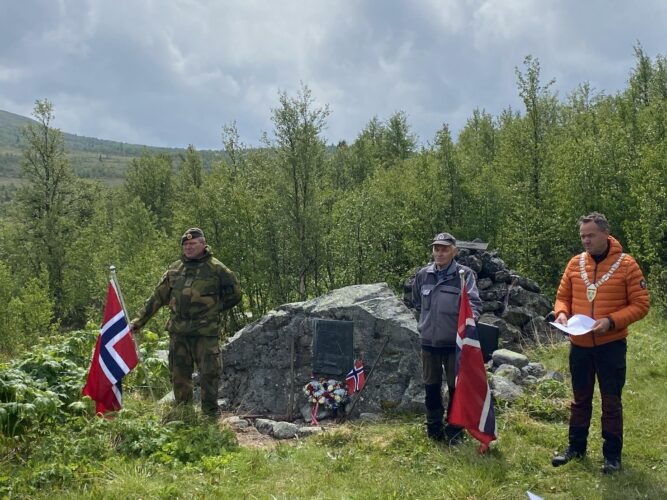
top-left (448, 283), bottom-right (497, 453)
top-left (346, 360), bottom-right (365, 394)
top-left (82, 280), bottom-right (138, 414)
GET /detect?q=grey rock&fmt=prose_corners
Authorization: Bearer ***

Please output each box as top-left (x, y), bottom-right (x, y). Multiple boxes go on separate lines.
top-left (542, 371), bottom-right (565, 383)
top-left (359, 412), bottom-right (382, 422)
top-left (509, 288), bottom-right (552, 317)
top-left (522, 362), bottom-right (547, 379)
top-left (494, 364), bottom-right (522, 384)
top-left (492, 349), bottom-right (529, 369)
top-left (518, 277), bottom-right (541, 293)
top-left (491, 375), bottom-right (524, 402)
top-left (502, 306), bottom-right (536, 327)
top-left (494, 270), bottom-right (511, 283)
top-left (272, 421), bottom-right (299, 439)
top-left (521, 375), bottom-right (539, 386)
top-left (482, 257), bottom-right (507, 277)
top-left (482, 301), bottom-right (504, 313)
top-left (477, 278), bottom-right (493, 290)
top-left (480, 283), bottom-right (507, 302)
top-left (255, 418), bottom-right (276, 435)
top-left (459, 255), bottom-right (483, 274)
top-left (222, 416), bottom-right (249, 430)
top-left (479, 314), bottom-right (523, 351)
top-left (297, 426), bottom-right (323, 437)
top-left (220, 283), bottom-right (423, 417)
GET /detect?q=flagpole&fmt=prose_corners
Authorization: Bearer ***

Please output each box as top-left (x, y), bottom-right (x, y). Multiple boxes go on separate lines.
top-left (110, 265), bottom-right (130, 320)
top-left (109, 265), bottom-right (155, 401)
top-left (459, 268), bottom-right (466, 292)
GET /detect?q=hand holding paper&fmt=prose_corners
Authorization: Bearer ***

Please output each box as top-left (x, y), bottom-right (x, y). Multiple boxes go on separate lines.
top-left (549, 314), bottom-right (595, 336)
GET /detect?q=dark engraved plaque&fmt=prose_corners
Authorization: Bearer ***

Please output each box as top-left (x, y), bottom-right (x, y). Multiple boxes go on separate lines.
top-left (312, 319), bottom-right (354, 376)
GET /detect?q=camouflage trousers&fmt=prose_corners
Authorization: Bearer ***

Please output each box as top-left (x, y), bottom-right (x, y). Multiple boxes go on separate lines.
top-left (168, 334), bottom-right (221, 416)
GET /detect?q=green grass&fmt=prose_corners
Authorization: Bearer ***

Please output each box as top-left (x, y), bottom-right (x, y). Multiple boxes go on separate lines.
top-left (1, 314), bottom-right (665, 499)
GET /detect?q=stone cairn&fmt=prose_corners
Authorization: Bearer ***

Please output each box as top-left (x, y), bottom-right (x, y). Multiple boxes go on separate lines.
top-left (403, 240), bottom-right (565, 353)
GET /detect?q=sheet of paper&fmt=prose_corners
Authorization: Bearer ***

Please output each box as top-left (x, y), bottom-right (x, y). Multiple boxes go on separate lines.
top-left (549, 314), bottom-right (596, 336)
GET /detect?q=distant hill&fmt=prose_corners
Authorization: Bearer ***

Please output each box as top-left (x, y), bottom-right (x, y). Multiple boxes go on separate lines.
top-left (0, 109), bottom-right (225, 182)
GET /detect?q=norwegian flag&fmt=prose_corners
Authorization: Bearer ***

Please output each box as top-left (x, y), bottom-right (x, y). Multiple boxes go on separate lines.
top-left (82, 280), bottom-right (139, 414)
top-left (448, 282), bottom-right (497, 453)
top-left (346, 360), bottom-right (365, 395)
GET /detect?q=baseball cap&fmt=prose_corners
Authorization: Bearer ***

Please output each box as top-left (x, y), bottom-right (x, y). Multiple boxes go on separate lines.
top-left (431, 232), bottom-right (456, 247)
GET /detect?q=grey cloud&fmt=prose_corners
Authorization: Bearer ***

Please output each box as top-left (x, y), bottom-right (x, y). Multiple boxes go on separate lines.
top-left (2, 0), bottom-right (667, 149)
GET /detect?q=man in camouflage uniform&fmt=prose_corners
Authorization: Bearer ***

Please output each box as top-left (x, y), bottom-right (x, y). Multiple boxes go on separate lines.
top-left (130, 228), bottom-right (242, 417)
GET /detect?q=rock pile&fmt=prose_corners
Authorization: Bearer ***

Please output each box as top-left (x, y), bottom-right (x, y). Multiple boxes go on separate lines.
top-left (488, 348), bottom-right (564, 402)
top-left (404, 244), bottom-right (564, 352)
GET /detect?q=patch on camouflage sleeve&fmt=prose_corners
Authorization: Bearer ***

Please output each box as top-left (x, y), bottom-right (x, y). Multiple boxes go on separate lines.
top-left (640, 279), bottom-right (647, 289)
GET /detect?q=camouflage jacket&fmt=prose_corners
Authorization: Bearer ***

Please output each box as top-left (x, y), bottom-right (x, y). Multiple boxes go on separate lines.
top-left (132, 246), bottom-right (242, 336)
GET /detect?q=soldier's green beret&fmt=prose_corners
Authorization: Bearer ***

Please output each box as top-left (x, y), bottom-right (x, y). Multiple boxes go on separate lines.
top-left (181, 227), bottom-right (205, 244)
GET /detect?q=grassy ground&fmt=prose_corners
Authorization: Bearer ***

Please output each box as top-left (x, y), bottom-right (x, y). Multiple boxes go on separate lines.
top-left (2, 314), bottom-right (665, 499)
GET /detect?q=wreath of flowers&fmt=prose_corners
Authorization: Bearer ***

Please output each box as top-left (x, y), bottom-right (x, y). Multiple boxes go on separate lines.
top-left (303, 377), bottom-right (348, 425)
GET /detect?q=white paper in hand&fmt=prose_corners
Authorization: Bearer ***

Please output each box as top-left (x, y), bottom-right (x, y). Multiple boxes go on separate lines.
top-left (549, 314), bottom-right (595, 336)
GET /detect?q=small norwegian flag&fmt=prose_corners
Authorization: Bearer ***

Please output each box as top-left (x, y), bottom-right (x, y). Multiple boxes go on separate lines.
top-left (345, 359), bottom-right (365, 395)
top-left (82, 281), bottom-right (139, 414)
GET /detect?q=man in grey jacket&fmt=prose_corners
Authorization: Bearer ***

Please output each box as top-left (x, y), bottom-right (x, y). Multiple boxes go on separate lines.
top-left (412, 232), bottom-right (483, 443)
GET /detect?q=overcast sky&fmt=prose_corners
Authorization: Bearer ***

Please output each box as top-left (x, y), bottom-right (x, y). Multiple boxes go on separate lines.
top-left (2, 1), bottom-right (666, 150)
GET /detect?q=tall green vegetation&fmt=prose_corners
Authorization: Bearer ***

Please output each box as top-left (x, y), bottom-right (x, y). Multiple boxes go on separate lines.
top-left (270, 85), bottom-right (331, 301)
top-left (14, 100), bottom-right (78, 318)
top-left (0, 47), bottom-right (666, 353)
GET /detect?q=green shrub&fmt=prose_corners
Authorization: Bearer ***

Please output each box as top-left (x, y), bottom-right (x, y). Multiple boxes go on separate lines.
top-left (151, 420), bottom-right (238, 465)
top-left (0, 368), bottom-right (62, 436)
top-left (5, 275), bottom-right (59, 351)
top-left (513, 380), bottom-right (569, 422)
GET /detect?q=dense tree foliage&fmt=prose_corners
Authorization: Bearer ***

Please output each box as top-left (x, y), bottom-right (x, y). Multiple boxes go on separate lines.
top-left (0, 49), bottom-right (665, 352)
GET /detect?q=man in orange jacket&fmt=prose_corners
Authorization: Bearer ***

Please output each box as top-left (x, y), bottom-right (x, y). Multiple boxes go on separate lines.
top-left (552, 212), bottom-right (649, 473)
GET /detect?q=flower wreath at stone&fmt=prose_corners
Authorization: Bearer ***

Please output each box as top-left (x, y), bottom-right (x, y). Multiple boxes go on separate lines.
top-left (303, 378), bottom-right (349, 425)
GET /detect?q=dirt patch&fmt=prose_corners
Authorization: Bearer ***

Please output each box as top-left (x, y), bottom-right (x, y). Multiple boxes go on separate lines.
top-left (234, 425), bottom-right (280, 449)
top-left (217, 412), bottom-right (344, 449)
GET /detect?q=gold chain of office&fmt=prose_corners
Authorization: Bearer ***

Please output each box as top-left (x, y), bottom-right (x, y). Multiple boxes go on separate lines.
top-left (579, 252), bottom-right (626, 302)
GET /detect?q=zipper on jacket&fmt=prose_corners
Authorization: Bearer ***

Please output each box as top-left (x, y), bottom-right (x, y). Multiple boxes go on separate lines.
top-left (590, 259), bottom-right (597, 347)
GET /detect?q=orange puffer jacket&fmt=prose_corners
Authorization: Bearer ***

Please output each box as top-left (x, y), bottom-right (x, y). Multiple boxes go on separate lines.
top-left (554, 236), bottom-right (650, 347)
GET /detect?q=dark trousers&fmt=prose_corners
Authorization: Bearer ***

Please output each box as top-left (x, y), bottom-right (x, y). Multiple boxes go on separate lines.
top-left (169, 335), bottom-right (221, 415)
top-left (568, 339), bottom-right (626, 460)
top-left (422, 348), bottom-right (461, 436)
